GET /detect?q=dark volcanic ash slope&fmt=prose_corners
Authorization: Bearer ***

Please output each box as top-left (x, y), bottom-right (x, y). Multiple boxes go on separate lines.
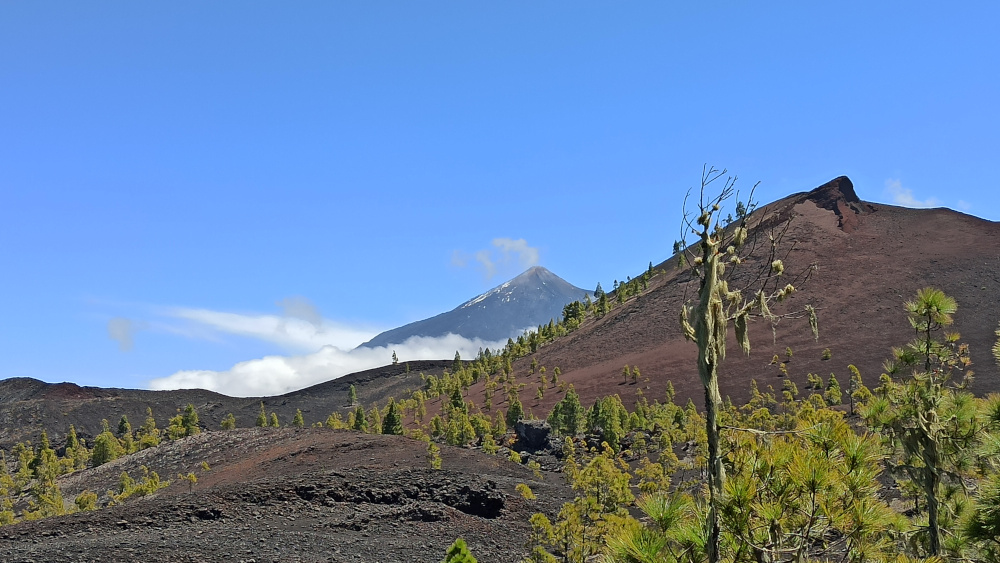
top-left (0, 428), bottom-right (571, 563)
top-left (467, 177), bottom-right (1000, 416)
top-left (0, 360), bottom-right (455, 451)
top-left (360, 266), bottom-right (590, 349)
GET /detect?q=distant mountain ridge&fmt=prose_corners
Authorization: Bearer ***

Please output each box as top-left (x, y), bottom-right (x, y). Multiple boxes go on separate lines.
top-left (359, 266), bottom-right (590, 349)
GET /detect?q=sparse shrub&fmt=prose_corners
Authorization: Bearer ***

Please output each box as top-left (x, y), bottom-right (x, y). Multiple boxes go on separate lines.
top-left (178, 472), bottom-right (197, 492)
top-left (74, 490), bottom-right (98, 512)
top-left (427, 442), bottom-right (442, 470)
top-left (516, 483), bottom-right (537, 500)
top-left (442, 538), bottom-right (478, 563)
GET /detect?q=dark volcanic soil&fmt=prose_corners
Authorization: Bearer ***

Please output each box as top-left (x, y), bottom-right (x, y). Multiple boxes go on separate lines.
top-left (0, 360), bottom-right (453, 451)
top-left (0, 428), bottom-right (570, 562)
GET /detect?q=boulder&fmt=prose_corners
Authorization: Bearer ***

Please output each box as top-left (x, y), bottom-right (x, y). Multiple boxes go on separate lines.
top-left (514, 419), bottom-right (551, 451)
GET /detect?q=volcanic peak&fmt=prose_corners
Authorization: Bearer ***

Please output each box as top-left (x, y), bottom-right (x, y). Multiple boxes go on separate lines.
top-left (794, 175), bottom-right (872, 233)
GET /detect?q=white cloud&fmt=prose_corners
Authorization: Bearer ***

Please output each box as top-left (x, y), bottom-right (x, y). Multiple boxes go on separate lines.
top-left (166, 306), bottom-right (376, 352)
top-left (884, 179), bottom-right (942, 208)
top-left (147, 333), bottom-right (509, 397)
top-left (107, 317), bottom-right (141, 351)
top-left (458, 237), bottom-right (541, 280)
top-left (493, 237), bottom-right (540, 270)
top-left (957, 200), bottom-right (972, 212)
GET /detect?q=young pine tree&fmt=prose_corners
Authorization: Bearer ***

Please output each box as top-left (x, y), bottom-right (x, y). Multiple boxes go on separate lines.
top-left (382, 398), bottom-right (404, 435)
top-left (136, 407), bottom-right (161, 449)
top-left (255, 402), bottom-right (268, 427)
top-left (865, 288), bottom-right (977, 555)
top-left (182, 404), bottom-right (200, 436)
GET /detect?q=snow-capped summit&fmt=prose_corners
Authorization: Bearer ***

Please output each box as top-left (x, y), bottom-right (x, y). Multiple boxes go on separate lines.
top-left (358, 266), bottom-right (590, 349)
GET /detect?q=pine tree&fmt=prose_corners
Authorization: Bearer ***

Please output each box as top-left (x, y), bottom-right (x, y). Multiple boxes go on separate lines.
top-left (392, 350), bottom-right (398, 365)
top-left (221, 413), bottom-right (237, 430)
top-left (824, 372), bottom-right (843, 405)
top-left (368, 405), bottom-right (382, 434)
top-left (348, 384), bottom-right (358, 406)
top-left (136, 407), bottom-right (161, 449)
top-left (117, 415), bottom-right (132, 439)
top-left (506, 393), bottom-right (524, 428)
top-left (255, 402), bottom-right (268, 427)
top-left (182, 404), bottom-right (201, 436)
top-left (292, 409), bottom-right (305, 428)
top-left (382, 398), bottom-right (404, 435)
top-left (269, 412), bottom-right (280, 428)
top-left (865, 288), bottom-right (976, 555)
top-left (547, 385), bottom-right (583, 436)
top-left (352, 405), bottom-right (368, 432)
top-left (166, 414), bottom-right (186, 440)
top-left (91, 421), bottom-right (124, 467)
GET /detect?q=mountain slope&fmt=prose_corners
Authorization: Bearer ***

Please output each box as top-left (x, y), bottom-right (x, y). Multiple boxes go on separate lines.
top-left (359, 266), bottom-right (590, 349)
top-left (472, 176), bottom-right (1000, 415)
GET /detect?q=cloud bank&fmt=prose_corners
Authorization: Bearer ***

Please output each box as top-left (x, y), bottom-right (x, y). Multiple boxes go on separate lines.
top-left (147, 333), bottom-right (509, 397)
top-left (166, 306), bottom-right (374, 352)
top-left (884, 179), bottom-right (942, 208)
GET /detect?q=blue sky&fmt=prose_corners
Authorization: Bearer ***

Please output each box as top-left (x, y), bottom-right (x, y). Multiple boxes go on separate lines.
top-left (1, 2), bottom-right (997, 395)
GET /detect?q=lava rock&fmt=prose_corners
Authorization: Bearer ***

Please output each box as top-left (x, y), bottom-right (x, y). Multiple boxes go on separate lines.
top-left (515, 420), bottom-right (551, 451)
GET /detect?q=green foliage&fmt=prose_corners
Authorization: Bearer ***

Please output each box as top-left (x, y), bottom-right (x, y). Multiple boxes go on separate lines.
top-left (166, 414), bottom-right (186, 440)
top-left (269, 412), bottom-right (280, 428)
top-left (351, 405), bottom-right (368, 432)
top-left (506, 393), bottom-right (524, 428)
top-left (481, 433), bottom-right (499, 455)
top-left (530, 443), bottom-right (634, 561)
top-left (348, 384), bottom-right (358, 406)
top-left (427, 442), bottom-right (442, 470)
top-left (865, 288), bottom-right (978, 556)
top-left (178, 472), bottom-right (197, 492)
top-left (91, 425), bottom-right (124, 467)
top-left (824, 372), bottom-right (843, 405)
top-left (382, 398), bottom-right (404, 435)
top-left (137, 407), bottom-right (161, 449)
top-left (181, 404), bottom-right (201, 436)
top-left (516, 483), bottom-right (536, 500)
top-left (292, 409), bottom-right (305, 428)
top-left (547, 385), bottom-right (583, 436)
top-left (220, 412), bottom-right (236, 430)
top-left (441, 538), bottom-right (478, 563)
top-left (74, 490), bottom-right (98, 512)
top-left (109, 466), bottom-right (168, 505)
top-left (586, 395), bottom-right (627, 452)
top-left (325, 411), bottom-right (345, 429)
top-left (255, 402), bottom-right (268, 427)
top-left (367, 405), bottom-right (382, 434)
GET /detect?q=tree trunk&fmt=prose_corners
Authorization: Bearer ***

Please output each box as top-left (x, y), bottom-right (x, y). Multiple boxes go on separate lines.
top-left (705, 379), bottom-right (724, 563)
top-left (696, 234), bottom-right (725, 563)
top-left (925, 447), bottom-right (941, 555)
